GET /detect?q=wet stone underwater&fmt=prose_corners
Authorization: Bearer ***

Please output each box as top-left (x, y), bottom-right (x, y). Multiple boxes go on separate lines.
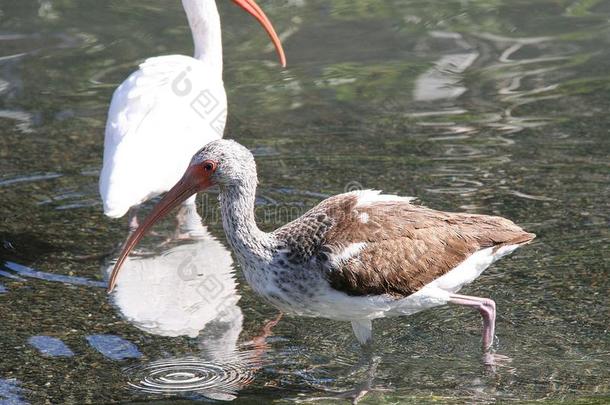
top-left (0, 0), bottom-right (609, 403)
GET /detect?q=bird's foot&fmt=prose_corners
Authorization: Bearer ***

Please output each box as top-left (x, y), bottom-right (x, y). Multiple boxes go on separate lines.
top-left (483, 351), bottom-right (513, 373)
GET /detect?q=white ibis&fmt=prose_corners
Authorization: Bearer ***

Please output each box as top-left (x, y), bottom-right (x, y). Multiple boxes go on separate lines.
top-left (99, 0), bottom-right (286, 228)
top-left (107, 140), bottom-right (535, 353)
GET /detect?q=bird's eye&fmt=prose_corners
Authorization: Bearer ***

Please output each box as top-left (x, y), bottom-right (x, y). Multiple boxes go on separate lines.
top-left (202, 160), bottom-right (217, 172)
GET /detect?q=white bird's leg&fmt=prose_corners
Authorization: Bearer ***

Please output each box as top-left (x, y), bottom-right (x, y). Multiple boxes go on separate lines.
top-left (448, 294), bottom-right (496, 351)
top-left (351, 319), bottom-right (373, 346)
top-left (127, 206), bottom-right (140, 232)
top-left (174, 196), bottom-right (207, 239)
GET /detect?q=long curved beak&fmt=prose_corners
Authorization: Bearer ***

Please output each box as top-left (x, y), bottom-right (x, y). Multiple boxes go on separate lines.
top-left (232, 0), bottom-right (287, 67)
top-left (107, 166), bottom-right (212, 293)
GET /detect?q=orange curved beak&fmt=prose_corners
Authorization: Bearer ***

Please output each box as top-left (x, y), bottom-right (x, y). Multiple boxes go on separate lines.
top-left (232, 0), bottom-right (286, 67)
top-left (107, 165), bottom-right (213, 293)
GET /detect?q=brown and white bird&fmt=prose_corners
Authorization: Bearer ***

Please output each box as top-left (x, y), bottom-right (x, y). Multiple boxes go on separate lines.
top-left (108, 139), bottom-right (535, 352)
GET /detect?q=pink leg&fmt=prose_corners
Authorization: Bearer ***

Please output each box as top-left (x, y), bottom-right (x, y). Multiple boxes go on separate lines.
top-left (449, 294), bottom-right (496, 351)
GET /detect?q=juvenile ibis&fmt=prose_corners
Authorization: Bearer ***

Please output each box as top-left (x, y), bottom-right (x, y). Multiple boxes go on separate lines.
top-left (107, 140), bottom-right (535, 353)
top-left (99, 0), bottom-right (286, 228)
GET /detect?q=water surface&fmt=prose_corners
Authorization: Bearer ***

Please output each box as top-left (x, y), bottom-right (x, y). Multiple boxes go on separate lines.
top-left (0, 0), bottom-right (608, 403)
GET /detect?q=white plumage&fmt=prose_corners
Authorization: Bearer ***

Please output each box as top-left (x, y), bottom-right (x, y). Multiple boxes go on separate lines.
top-left (99, 0), bottom-right (285, 219)
top-left (104, 224), bottom-right (239, 338)
top-left (100, 55), bottom-right (226, 217)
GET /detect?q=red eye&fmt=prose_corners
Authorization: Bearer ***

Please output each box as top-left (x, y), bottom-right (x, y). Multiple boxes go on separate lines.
top-left (202, 160), bottom-right (217, 172)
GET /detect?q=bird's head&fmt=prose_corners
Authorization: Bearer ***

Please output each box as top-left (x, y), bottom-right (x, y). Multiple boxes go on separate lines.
top-left (107, 140), bottom-right (256, 292)
top-left (190, 139), bottom-right (257, 188)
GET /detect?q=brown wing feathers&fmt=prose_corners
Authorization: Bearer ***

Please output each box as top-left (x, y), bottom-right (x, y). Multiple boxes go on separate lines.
top-left (274, 192), bottom-right (535, 298)
top-left (321, 194), bottom-right (535, 297)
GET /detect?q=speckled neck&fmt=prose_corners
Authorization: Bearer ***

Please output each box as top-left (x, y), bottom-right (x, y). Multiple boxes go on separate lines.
top-left (219, 178), bottom-right (275, 266)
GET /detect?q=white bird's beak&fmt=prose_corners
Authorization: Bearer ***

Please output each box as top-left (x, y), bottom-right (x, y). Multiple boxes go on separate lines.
top-left (231, 0), bottom-right (287, 67)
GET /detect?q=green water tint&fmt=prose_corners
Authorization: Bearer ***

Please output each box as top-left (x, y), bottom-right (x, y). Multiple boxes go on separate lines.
top-left (0, 0), bottom-right (608, 403)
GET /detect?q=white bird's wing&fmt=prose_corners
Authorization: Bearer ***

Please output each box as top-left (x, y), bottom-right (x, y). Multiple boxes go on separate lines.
top-left (100, 55), bottom-right (227, 217)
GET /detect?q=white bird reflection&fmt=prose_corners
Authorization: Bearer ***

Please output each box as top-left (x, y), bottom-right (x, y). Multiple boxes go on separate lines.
top-left (102, 209), bottom-right (278, 400)
top-left (103, 212), bottom-right (240, 339)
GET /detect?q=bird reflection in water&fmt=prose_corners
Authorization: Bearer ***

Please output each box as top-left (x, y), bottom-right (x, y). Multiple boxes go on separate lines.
top-left (103, 207), bottom-right (280, 400)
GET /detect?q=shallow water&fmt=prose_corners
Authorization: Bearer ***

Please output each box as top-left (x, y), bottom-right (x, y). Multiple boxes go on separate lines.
top-left (0, 0), bottom-right (608, 403)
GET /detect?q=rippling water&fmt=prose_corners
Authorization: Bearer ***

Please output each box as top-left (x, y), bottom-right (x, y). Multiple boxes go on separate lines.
top-left (124, 356), bottom-right (255, 400)
top-left (0, 0), bottom-right (608, 403)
